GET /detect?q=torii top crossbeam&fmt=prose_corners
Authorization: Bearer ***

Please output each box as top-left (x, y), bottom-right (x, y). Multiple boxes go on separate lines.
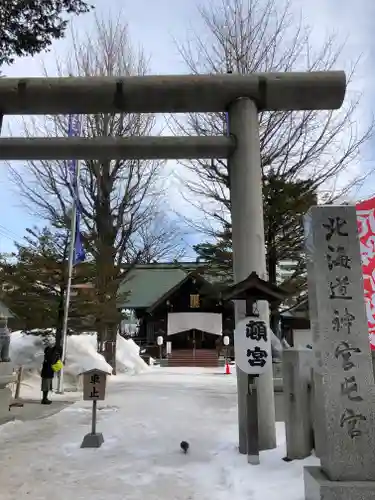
top-left (0, 72), bottom-right (346, 115)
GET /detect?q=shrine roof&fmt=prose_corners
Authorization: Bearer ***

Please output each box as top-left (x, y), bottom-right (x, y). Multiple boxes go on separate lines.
top-left (117, 267), bottom-right (189, 309)
top-left (117, 262), bottom-right (230, 310)
top-left (120, 262), bottom-right (205, 272)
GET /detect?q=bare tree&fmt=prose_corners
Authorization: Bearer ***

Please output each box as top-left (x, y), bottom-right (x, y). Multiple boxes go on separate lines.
top-left (123, 209), bottom-right (188, 263)
top-left (9, 15), bottom-right (185, 370)
top-left (171, 0), bottom-right (373, 306)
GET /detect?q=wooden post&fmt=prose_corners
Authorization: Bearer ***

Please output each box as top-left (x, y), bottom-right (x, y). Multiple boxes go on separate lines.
top-left (92, 400), bottom-right (97, 435)
top-left (14, 366), bottom-right (23, 400)
top-left (246, 374), bottom-right (260, 464)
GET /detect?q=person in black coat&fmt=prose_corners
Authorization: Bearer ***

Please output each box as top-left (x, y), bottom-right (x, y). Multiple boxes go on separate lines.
top-left (41, 345), bottom-right (61, 405)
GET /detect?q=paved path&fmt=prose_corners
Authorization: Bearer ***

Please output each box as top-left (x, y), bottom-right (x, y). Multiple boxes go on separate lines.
top-left (0, 369), bottom-right (296, 500)
top-left (8, 398), bottom-right (74, 422)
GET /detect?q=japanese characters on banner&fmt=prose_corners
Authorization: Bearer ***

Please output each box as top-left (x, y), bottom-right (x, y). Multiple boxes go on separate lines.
top-left (356, 197), bottom-right (375, 350)
top-left (234, 316), bottom-right (271, 374)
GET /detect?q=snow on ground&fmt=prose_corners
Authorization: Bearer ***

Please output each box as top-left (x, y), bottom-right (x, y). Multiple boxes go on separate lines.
top-left (0, 367), bottom-right (318, 500)
top-left (9, 332), bottom-right (149, 397)
top-left (7, 371), bottom-right (83, 402)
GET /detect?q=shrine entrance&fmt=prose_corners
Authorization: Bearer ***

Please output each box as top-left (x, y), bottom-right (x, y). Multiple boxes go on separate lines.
top-left (0, 70), bottom-right (346, 449)
top-left (167, 311), bottom-right (222, 354)
top-left (170, 329), bottom-right (218, 351)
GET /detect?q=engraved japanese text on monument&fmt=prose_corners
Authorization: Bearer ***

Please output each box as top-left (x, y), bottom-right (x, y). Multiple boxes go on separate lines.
top-left (304, 205), bottom-right (375, 481)
top-left (322, 215), bottom-right (366, 440)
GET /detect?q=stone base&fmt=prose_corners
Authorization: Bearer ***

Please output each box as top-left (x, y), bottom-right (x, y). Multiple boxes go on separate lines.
top-left (247, 454), bottom-right (260, 465)
top-left (80, 432), bottom-right (104, 449)
top-left (304, 466), bottom-right (375, 500)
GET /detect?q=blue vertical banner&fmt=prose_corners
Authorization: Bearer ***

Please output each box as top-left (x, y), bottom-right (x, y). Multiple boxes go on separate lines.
top-left (67, 114), bottom-right (81, 189)
top-left (74, 210), bottom-right (86, 264)
top-left (225, 70), bottom-right (232, 136)
top-left (67, 114), bottom-right (86, 265)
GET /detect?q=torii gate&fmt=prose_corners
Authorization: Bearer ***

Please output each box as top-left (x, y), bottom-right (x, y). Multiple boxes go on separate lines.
top-left (0, 71), bottom-right (346, 454)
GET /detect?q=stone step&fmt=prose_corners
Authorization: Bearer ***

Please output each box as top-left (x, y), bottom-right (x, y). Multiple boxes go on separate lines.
top-left (170, 359), bottom-right (218, 362)
top-left (170, 351), bottom-right (218, 357)
top-left (168, 364), bottom-right (222, 367)
top-left (169, 356), bottom-right (218, 360)
top-left (169, 357), bottom-right (218, 362)
top-left (168, 349), bottom-right (220, 367)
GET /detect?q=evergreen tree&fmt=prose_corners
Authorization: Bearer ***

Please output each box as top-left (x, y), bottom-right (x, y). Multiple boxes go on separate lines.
top-left (0, 225), bottom-right (95, 333)
top-left (194, 176), bottom-right (317, 305)
top-left (0, 0), bottom-right (92, 66)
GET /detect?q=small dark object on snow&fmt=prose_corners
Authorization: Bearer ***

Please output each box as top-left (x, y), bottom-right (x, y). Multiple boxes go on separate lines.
top-left (180, 441), bottom-right (189, 454)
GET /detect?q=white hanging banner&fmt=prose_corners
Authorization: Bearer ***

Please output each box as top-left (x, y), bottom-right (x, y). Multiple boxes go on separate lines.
top-left (167, 312), bottom-right (222, 336)
top-left (234, 316), bottom-right (271, 374)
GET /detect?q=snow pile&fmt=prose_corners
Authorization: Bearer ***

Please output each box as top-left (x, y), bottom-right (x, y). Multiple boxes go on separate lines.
top-left (10, 331), bottom-right (46, 369)
top-left (116, 335), bottom-right (150, 374)
top-left (9, 331), bottom-right (150, 392)
top-left (9, 331), bottom-right (112, 375)
top-left (65, 335), bottom-right (112, 375)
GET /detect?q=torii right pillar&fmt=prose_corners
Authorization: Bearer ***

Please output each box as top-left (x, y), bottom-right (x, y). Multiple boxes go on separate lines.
top-left (228, 97), bottom-right (276, 451)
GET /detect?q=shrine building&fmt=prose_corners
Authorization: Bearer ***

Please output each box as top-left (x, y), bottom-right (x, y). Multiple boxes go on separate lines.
top-left (117, 263), bottom-right (235, 367)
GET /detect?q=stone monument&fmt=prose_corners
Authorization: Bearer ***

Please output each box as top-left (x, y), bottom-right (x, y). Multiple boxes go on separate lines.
top-left (304, 205), bottom-right (375, 499)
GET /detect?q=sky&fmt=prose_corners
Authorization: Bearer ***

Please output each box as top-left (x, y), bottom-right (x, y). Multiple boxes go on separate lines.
top-left (0, 0), bottom-right (374, 255)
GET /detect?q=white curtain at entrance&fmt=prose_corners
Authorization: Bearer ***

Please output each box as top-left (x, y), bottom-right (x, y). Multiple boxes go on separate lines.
top-left (167, 312), bottom-right (222, 336)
